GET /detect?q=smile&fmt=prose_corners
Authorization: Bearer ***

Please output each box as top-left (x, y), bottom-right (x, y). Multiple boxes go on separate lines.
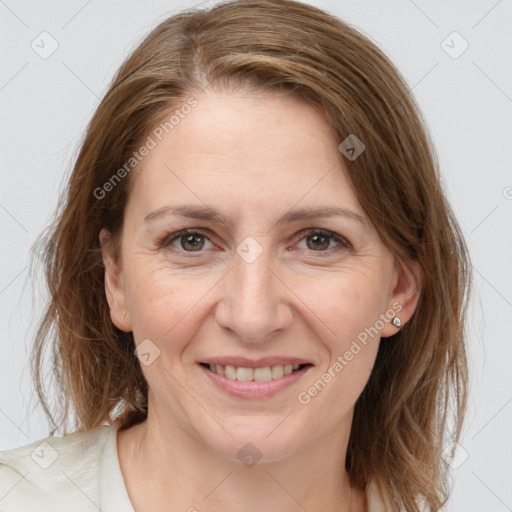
top-left (198, 359), bottom-right (313, 399)
top-left (201, 362), bottom-right (311, 381)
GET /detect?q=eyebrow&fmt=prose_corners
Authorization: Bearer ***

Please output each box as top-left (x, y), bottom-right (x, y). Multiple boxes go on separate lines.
top-left (143, 204), bottom-right (369, 228)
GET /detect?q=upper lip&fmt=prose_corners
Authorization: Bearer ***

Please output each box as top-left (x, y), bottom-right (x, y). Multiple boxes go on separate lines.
top-left (199, 356), bottom-right (313, 368)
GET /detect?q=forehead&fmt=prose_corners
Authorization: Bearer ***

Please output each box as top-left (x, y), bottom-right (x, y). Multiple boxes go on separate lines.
top-left (126, 89), bottom-right (365, 221)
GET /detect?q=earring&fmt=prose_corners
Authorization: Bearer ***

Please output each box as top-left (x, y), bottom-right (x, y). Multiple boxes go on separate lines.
top-left (392, 316), bottom-right (402, 328)
top-left (121, 311), bottom-right (127, 319)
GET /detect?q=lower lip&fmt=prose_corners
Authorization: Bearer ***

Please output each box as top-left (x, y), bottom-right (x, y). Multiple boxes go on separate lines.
top-left (198, 364), bottom-right (312, 399)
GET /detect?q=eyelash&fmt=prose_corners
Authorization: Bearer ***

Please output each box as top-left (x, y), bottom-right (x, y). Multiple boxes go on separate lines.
top-left (158, 228), bottom-right (351, 256)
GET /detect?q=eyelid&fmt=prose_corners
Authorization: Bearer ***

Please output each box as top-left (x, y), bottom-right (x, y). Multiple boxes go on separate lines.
top-left (159, 227), bottom-right (351, 254)
top-left (159, 228), bottom-right (215, 250)
top-left (292, 228), bottom-right (352, 251)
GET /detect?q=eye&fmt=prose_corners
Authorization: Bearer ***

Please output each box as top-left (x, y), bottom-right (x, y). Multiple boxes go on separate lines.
top-left (160, 229), bottom-right (213, 252)
top-left (294, 228), bottom-right (351, 253)
top-left (159, 228), bottom-right (351, 255)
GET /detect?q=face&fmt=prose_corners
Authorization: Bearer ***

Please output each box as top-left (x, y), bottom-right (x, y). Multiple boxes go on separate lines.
top-left (102, 88), bottom-right (419, 463)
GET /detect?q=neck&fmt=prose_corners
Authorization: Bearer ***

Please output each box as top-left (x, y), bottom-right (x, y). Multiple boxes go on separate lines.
top-left (117, 409), bottom-right (362, 512)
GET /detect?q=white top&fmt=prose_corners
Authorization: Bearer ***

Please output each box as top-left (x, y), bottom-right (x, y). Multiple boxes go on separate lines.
top-left (0, 424), bottom-right (392, 511)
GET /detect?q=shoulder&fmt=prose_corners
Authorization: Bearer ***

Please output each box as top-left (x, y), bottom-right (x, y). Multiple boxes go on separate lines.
top-left (0, 424), bottom-right (114, 512)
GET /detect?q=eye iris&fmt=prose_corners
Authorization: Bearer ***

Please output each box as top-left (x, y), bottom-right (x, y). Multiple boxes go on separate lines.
top-left (307, 233), bottom-right (330, 250)
top-left (182, 233), bottom-right (204, 251)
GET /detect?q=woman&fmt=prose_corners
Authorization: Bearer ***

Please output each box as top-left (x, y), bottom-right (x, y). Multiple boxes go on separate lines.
top-left (0, 0), bottom-right (471, 510)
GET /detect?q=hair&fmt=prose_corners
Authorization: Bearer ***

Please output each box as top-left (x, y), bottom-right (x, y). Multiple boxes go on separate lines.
top-left (30, 0), bottom-right (472, 510)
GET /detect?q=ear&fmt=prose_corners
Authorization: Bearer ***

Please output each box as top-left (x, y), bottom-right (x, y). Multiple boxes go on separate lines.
top-left (380, 257), bottom-right (422, 338)
top-left (99, 227), bottom-right (132, 332)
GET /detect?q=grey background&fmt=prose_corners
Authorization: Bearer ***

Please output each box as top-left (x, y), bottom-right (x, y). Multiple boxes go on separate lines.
top-left (1, 0), bottom-right (511, 510)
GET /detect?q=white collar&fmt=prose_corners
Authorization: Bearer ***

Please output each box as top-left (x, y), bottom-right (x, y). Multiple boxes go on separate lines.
top-left (99, 424), bottom-right (136, 511)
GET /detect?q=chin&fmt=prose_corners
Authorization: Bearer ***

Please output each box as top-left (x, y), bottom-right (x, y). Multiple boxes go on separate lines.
top-left (198, 418), bottom-right (303, 465)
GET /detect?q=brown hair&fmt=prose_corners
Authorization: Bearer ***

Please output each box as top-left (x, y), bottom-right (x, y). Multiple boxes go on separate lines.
top-left (31, 1), bottom-right (471, 510)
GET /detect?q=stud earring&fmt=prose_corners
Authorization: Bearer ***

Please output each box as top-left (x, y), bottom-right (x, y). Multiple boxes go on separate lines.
top-left (392, 316), bottom-right (402, 328)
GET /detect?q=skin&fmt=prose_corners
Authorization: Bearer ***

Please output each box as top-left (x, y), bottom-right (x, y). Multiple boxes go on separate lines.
top-left (100, 87), bottom-right (421, 512)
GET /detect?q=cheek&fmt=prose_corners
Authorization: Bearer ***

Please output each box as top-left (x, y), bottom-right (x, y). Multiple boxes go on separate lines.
top-left (301, 269), bottom-right (388, 344)
top-left (123, 259), bottom-right (221, 358)
top-left (297, 288), bottom-right (382, 419)
top-left (123, 261), bottom-right (187, 342)
top-left (294, 270), bottom-right (386, 394)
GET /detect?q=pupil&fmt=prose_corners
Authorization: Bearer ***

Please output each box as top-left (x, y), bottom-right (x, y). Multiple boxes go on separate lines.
top-left (308, 234), bottom-right (329, 250)
top-left (183, 234), bottom-right (204, 251)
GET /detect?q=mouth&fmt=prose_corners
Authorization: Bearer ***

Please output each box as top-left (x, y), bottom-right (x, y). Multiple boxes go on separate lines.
top-left (197, 358), bottom-right (313, 399)
top-left (199, 362), bottom-right (312, 381)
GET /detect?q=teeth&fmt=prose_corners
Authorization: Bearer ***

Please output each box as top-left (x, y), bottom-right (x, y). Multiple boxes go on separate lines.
top-left (271, 365), bottom-right (283, 379)
top-left (236, 367), bottom-right (253, 381)
top-left (253, 367), bottom-right (272, 381)
top-left (225, 365), bottom-right (236, 380)
top-left (206, 363), bottom-right (305, 381)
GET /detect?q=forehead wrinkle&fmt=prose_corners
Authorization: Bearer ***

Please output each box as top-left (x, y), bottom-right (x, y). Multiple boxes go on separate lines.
top-left (143, 204), bottom-right (369, 233)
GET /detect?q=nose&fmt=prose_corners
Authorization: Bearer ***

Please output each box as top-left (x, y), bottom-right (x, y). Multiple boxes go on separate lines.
top-left (214, 241), bottom-right (294, 344)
